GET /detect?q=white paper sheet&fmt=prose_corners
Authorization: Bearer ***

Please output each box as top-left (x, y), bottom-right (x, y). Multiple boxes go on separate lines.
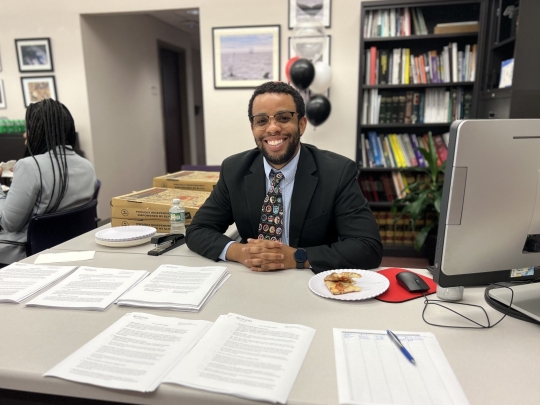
top-left (45, 312), bottom-right (212, 392)
top-left (117, 264), bottom-right (230, 311)
top-left (333, 329), bottom-right (470, 405)
top-left (34, 251), bottom-right (95, 264)
top-left (164, 313), bottom-right (316, 404)
top-left (26, 266), bottom-right (149, 310)
top-left (0, 263), bottom-right (77, 303)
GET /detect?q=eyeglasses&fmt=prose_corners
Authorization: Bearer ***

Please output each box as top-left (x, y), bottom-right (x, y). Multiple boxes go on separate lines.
top-left (250, 111), bottom-right (298, 128)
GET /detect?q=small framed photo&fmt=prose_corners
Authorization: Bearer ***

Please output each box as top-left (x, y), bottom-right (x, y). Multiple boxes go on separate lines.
top-left (0, 80), bottom-right (6, 109)
top-left (15, 38), bottom-right (54, 73)
top-left (288, 35), bottom-right (331, 64)
top-left (289, 0), bottom-right (332, 29)
top-left (21, 76), bottom-right (57, 107)
top-left (212, 25), bottom-right (280, 89)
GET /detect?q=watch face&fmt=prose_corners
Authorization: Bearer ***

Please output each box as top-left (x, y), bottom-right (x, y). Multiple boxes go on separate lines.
top-left (294, 248), bottom-right (307, 262)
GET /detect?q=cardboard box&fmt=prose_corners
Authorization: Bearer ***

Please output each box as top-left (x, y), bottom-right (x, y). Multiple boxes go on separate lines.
top-left (153, 171), bottom-right (219, 191)
top-left (111, 218), bottom-right (171, 233)
top-left (110, 187), bottom-right (210, 226)
top-left (434, 21), bottom-right (479, 35)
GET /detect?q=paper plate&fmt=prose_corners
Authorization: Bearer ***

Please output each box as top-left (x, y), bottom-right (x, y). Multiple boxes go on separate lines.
top-left (309, 269), bottom-right (390, 301)
top-left (95, 226), bottom-right (156, 246)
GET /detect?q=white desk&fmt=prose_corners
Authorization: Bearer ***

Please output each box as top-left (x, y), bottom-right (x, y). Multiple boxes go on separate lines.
top-left (0, 229), bottom-right (539, 405)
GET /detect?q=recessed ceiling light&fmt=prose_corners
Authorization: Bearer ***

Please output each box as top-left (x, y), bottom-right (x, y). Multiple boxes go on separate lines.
top-left (186, 9), bottom-right (199, 15)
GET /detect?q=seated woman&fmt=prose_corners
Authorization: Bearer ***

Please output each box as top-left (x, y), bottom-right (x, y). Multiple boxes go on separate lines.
top-left (0, 99), bottom-right (96, 264)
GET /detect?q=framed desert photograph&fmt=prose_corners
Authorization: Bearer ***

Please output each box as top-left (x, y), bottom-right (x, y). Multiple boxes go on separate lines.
top-left (15, 38), bottom-right (54, 72)
top-left (289, 0), bottom-right (332, 29)
top-left (21, 76), bottom-right (57, 107)
top-left (212, 25), bottom-right (280, 89)
top-left (0, 80), bottom-right (6, 109)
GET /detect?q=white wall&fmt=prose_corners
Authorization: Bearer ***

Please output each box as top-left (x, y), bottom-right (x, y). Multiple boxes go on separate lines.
top-left (0, 0), bottom-right (369, 217)
top-left (80, 14), bottom-right (194, 219)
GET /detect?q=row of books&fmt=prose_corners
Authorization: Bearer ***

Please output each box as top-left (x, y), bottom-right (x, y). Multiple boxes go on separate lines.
top-left (372, 210), bottom-right (437, 245)
top-left (364, 43), bottom-right (477, 85)
top-left (361, 88), bottom-right (472, 125)
top-left (364, 7), bottom-right (428, 38)
top-left (359, 132), bottom-right (449, 170)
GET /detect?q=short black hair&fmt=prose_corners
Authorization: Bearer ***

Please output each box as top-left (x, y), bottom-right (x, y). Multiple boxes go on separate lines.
top-left (248, 81), bottom-right (305, 122)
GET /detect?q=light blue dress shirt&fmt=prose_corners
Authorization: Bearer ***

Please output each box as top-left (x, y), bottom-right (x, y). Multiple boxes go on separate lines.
top-left (218, 148), bottom-right (301, 261)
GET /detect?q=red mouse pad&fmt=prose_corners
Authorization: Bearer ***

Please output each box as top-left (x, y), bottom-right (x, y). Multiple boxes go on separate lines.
top-left (376, 268), bottom-right (437, 303)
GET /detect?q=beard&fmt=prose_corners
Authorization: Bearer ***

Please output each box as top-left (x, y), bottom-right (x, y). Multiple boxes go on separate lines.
top-left (255, 124), bottom-right (301, 167)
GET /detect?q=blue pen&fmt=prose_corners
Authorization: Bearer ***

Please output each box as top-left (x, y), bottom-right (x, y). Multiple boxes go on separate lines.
top-left (387, 330), bottom-right (416, 365)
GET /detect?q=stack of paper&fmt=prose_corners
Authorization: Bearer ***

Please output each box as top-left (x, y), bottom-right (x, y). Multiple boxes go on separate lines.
top-left (333, 328), bottom-right (470, 405)
top-left (0, 263), bottom-right (77, 303)
top-left (26, 266), bottom-right (149, 310)
top-left (117, 264), bottom-right (230, 312)
top-left (164, 313), bottom-right (316, 404)
top-left (45, 312), bottom-right (212, 392)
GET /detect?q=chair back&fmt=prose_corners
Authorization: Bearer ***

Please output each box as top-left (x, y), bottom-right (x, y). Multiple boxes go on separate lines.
top-left (26, 199), bottom-right (98, 256)
top-left (93, 179), bottom-right (101, 200)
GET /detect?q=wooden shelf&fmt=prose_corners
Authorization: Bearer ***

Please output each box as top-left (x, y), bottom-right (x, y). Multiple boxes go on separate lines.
top-left (361, 123), bottom-right (450, 129)
top-left (491, 36), bottom-right (516, 50)
top-left (364, 82), bottom-right (474, 89)
top-left (361, 167), bottom-right (428, 172)
top-left (364, 32), bottom-right (478, 44)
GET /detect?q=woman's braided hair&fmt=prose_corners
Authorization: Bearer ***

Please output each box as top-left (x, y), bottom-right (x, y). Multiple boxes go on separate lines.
top-left (25, 98), bottom-right (76, 213)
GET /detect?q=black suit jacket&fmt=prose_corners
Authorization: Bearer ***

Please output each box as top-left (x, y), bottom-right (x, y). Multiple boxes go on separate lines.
top-left (185, 144), bottom-right (382, 273)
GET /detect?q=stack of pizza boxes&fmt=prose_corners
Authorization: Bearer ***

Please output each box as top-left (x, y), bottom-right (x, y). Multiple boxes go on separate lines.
top-left (110, 187), bottom-right (212, 232)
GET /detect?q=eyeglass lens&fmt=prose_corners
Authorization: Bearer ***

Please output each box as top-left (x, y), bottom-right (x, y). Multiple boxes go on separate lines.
top-left (253, 112), bottom-right (295, 127)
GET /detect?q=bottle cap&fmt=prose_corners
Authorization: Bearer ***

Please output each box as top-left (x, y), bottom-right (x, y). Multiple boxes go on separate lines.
top-left (172, 198), bottom-right (180, 204)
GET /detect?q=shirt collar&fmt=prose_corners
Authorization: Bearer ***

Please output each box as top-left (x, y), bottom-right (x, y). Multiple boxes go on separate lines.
top-left (263, 146), bottom-right (301, 181)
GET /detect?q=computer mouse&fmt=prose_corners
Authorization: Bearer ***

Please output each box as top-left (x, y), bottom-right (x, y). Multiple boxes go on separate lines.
top-left (395, 271), bottom-right (430, 293)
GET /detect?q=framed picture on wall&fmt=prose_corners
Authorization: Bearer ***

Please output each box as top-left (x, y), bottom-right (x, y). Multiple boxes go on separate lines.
top-left (0, 80), bottom-right (6, 109)
top-left (15, 38), bottom-right (54, 73)
top-left (289, 0), bottom-right (332, 29)
top-left (288, 35), bottom-right (331, 64)
top-left (212, 25), bottom-right (280, 89)
top-left (21, 76), bottom-right (57, 107)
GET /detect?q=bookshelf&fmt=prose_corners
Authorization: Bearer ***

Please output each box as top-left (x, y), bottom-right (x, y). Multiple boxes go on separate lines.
top-left (477, 0), bottom-right (540, 119)
top-left (357, 0), bottom-right (488, 257)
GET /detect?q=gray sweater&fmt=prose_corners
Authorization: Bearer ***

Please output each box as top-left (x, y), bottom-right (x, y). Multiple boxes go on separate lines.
top-left (0, 147), bottom-right (96, 263)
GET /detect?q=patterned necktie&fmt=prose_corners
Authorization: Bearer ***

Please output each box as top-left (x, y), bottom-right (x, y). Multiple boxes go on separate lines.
top-left (258, 171), bottom-right (284, 241)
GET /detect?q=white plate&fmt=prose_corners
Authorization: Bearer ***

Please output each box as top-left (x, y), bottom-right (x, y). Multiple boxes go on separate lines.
top-left (95, 226), bottom-right (156, 242)
top-left (309, 269), bottom-right (390, 301)
top-left (95, 237), bottom-right (153, 247)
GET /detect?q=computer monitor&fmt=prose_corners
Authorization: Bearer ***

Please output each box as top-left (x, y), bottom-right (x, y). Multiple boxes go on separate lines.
top-left (432, 119), bottom-right (540, 321)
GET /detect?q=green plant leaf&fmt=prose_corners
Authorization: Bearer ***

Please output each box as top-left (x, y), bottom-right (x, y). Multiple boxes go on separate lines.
top-left (414, 221), bottom-right (437, 251)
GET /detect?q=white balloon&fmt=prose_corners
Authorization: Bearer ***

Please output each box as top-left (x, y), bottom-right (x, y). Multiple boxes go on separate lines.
top-left (291, 18), bottom-right (326, 62)
top-left (309, 62), bottom-right (332, 94)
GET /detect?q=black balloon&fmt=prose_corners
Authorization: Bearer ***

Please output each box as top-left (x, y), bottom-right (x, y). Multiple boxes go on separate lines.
top-left (306, 95), bottom-right (331, 127)
top-left (289, 58), bottom-right (315, 90)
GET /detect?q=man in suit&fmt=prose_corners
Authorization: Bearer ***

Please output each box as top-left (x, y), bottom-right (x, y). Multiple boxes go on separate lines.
top-left (186, 81), bottom-right (382, 273)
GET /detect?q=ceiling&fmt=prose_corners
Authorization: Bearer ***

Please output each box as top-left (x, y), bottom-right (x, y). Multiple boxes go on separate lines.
top-left (148, 9), bottom-right (200, 46)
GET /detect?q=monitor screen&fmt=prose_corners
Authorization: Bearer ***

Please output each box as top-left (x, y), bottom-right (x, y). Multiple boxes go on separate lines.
top-left (432, 119), bottom-right (540, 288)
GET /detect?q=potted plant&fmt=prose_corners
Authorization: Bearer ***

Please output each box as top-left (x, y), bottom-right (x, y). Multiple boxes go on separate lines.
top-left (391, 132), bottom-right (446, 263)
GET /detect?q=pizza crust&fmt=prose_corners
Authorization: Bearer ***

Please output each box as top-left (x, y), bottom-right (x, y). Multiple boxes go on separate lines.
top-left (323, 272), bottom-right (362, 295)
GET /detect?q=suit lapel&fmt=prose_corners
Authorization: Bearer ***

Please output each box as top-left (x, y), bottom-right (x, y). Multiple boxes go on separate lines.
top-left (289, 145), bottom-right (318, 247)
top-left (245, 154), bottom-right (266, 237)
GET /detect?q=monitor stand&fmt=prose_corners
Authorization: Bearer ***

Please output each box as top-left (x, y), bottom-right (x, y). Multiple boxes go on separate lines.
top-left (488, 283), bottom-right (540, 322)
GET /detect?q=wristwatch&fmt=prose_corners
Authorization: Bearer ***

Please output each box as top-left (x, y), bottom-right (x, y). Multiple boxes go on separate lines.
top-left (294, 248), bottom-right (308, 269)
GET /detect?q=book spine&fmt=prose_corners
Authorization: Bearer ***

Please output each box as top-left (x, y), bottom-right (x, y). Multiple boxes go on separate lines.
top-left (409, 134), bottom-right (426, 167)
top-left (401, 133), bottom-right (418, 166)
top-left (433, 134), bottom-right (448, 164)
top-left (368, 131), bottom-right (384, 167)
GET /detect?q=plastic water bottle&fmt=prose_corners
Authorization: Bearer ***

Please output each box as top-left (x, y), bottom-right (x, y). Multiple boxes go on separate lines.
top-left (169, 198), bottom-right (186, 235)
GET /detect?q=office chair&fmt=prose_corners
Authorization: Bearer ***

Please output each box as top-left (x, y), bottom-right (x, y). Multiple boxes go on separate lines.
top-left (93, 179), bottom-right (101, 201)
top-left (0, 199), bottom-right (98, 259)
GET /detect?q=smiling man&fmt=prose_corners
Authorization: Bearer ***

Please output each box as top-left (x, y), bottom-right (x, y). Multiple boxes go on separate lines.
top-left (185, 81), bottom-right (382, 273)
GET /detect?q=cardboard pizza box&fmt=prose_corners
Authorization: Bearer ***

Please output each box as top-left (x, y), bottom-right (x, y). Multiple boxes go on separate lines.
top-left (110, 187), bottom-right (210, 225)
top-left (110, 218), bottom-right (171, 233)
top-left (152, 171), bottom-right (219, 191)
